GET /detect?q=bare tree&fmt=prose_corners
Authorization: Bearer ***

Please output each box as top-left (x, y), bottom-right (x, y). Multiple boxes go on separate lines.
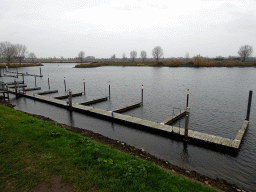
top-left (152, 46), bottom-right (163, 62)
top-left (78, 51), bottom-right (85, 63)
top-left (238, 45), bottom-right (253, 62)
top-left (140, 51), bottom-right (147, 62)
top-left (185, 52), bottom-right (189, 63)
top-left (130, 51), bottom-right (137, 62)
top-left (122, 53), bottom-right (126, 62)
top-left (15, 44), bottom-right (28, 65)
top-left (110, 54), bottom-right (116, 61)
top-left (0, 41), bottom-right (17, 64)
top-left (29, 52), bottom-right (37, 63)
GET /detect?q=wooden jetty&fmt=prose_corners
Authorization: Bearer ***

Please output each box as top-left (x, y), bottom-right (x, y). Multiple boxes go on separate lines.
top-left (8, 71), bottom-right (43, 77)
top-left (54, 92), bottom-right (83, 100)
top-left (162, 109), bottom-right (186, 125)
top-left (7, 88), bottom-right (250, 150)
top-left (79, 97), bottom-right (108, 106)
top-left (8, 84), bottom-right (27, 88)
top-left (25, 87), bottom-right (41, 91)
top-left (6, 81), bottom-right (24, 85)
top-left (112, 102), bottom-right (141, 113)
top-left (37, 90), bottom-right (58, 95)
top-left (0, 90), bottom-right (9, 100)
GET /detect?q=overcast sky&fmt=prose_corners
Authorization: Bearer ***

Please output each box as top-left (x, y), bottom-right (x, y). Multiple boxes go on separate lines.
top-left (1, 0), bottom-right (255, 58)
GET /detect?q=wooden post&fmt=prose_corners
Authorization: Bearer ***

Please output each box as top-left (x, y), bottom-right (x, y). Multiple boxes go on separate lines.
top-left (83, 82), bottom-right (85, 95)
top-left (141, 85), bottom-right (143, 105)
top-left (40, 68), bottom-right (41, 76)
top-left (48, 77), bottom-right (50, 89)
top-left (184, 107), bottom-right (190, 141)
top-left (246, 90), bottom-right (253, 121)
top-left (186, 89), bottom-right (189, 108)
top-left (22, 73), bottom-right (24, 84)
top-left (6, 85), bottom-right (9, 100)
top-left (64, 78), bottom-right (66, 92)
top-left (35, 75), bottom-right (36, 86)
top-left (69, 90), bottom-right (72, 111)
top-left (14, 79), bottom-right (17, 97)
top-left (109, 81), bottom-right (110, 99)
top-left (17, 71), bottom-right (18, 78)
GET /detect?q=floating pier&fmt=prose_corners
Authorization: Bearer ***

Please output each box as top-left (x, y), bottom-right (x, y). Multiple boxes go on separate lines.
top-left (6, 81), bottom-right (24, 85)
top-left (79, 97), bottom-right (108, 106)
top-left (37, 90), bottom-right (58, 95)
top-left (112, 102), bottom-right (141, 113)
top-left (162, 109), bottom-right (186, 125)
top-left (8, 84), bottom-right (27, 88)
top-left (54, 92), bottom-right (83, 100)
top-left (7, 88), bottom-right (249, 150)
top-left (25, 87), bottom-right (41, 91)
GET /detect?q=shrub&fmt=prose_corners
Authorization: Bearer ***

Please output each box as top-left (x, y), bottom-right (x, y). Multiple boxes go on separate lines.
top-left (193, 54), bottom-right (204, 67)
top-left (154, 62), bottom-right (164, 66)
top-left (168, 60), bottom-right (180, 67)
top-left (226, 58), bottom-right (234, 67)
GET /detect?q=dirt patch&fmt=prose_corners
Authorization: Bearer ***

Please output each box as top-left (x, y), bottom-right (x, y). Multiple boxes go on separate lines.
top-left (31, 175), bottom-right (76, 192)
top-left (0, 100), bottom-right (246, 192)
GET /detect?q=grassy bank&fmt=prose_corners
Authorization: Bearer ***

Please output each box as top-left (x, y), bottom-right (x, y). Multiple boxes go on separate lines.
top-left (0, 63), bottom-right (43, 68)
top-left (0, 105), bottom-right (216, 192)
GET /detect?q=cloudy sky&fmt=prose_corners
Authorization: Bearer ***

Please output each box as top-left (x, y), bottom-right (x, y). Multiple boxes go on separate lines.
top-left (1, 0), bottom-right (255, 58)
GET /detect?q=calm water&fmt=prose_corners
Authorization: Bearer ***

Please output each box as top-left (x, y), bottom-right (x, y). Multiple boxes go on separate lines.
top-left (3, 63), bottom-right (256, 191)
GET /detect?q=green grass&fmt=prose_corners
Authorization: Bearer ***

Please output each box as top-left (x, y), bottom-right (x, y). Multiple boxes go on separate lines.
top-left (0, 105), bottom-right (216, 192)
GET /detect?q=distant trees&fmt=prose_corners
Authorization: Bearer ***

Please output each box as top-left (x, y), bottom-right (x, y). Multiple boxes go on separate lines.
top-left (152, 46), bottom-right (163, 62)
top-left (140, 51), bottom-right (147, 62)
top-left (130, 51), bottom-right (137, 62)
top-left (15, 44), bottom-right (28, 65)
top-left (0, 41), bottom-right (17, 64)
top-left (29, 52), bottom-right (37, 63)
top-left (238, 45), bottom-right (253, 62)
top-left (122, 53), bottom-right (126, 62)
top-left (78, 51), bottom-right (85, 63)
top-left (185, 52), bottom-right (189, 63)
top-left (110, 54), bottom-right (116, 61)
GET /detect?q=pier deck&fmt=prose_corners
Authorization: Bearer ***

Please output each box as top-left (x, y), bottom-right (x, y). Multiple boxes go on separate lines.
top-left (79, 97), bottom-right (108, 105)
top-left (162, 109), bottom-right (186, 125)
top-left (54, 92), bottom-right (83, 100)
top-left (7, 88), bottom-right (249, 149)
top-left (37, 90), bottom-right (58, 95)
top-left (112, 102), bottom-right (141, 113)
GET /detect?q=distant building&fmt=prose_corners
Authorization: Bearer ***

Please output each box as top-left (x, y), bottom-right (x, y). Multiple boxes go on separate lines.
top-left (85, 56), bottom-right (95, 60)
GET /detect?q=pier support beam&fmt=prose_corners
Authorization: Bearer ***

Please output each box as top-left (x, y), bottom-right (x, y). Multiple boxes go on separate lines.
top-left (40, 68), bottom-right (42, 77)
top-left (109, 81), bottom-right (110, 99)
top-left (48, 77), bottom-right (50, 89)
top-left (69, 91), bottom-right (72, 111)
top-left (22, 73), bottom-right (24, 84)
top-left (246, 90), bottom-right (253, 121)
top-left (64, 78), bottom-right (66, 92)
top-left (84, 82), bottom-right (85, 95)
top-left (186, 89), bottom-right (189, 108)
top-left (141, 85), bottom-right (143, 105)
top-left (14, 79), bottom-right (17, 97)
top-left (184, 107), bottom-right (190, 142)
top-left (35, 75), bottom-right (36, 87)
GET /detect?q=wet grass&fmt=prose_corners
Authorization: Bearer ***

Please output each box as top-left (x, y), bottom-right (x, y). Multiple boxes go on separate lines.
top-left (0, 105), bottom-right (216, 192)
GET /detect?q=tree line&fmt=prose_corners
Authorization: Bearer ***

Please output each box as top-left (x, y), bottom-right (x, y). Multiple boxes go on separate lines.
top-left (0, 41), bottom-right (37, 64)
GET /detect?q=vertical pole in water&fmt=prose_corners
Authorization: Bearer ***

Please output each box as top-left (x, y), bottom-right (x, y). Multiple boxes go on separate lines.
top-left (186, 89), bottom-right (189, 108)
top-left (69, 90), bottom-right (72, 111)
top-left (246, 90), bottom-right (253, 121)
top-left (17, 70), bottom-right (18, 78)
top-left (40, 68), bottom-right (41, 77)
top-left (22, 73), bottom-right (24, 84)
top-left (184, 107), bottom-right (190, 141)
top-left (6, 85), bottom-right (9, 101)
top-left (109, 81), bottom-right (110, 99)
top-left (48, 77), bottom-right (50, 89)
top-left (14, 79), bottom-right (17, 97)
top-left (141, 85), bottom-right (143, 105)
top-left (35, 75), bottom-right (36, 87)
top-left (83, 82), bottom-right (85, 95)
top-left (0, 68), bottom-right (1, 77)
top-left (64, 78), bottom-right (66, 92)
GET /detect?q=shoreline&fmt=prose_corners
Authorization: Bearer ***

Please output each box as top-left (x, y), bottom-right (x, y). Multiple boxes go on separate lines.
top-left (0, 100), bottom-right (246, 192)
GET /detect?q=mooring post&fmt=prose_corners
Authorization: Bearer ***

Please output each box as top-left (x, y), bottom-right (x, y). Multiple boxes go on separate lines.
top-left (64, 78), bottom-right (66, 92)
top-left (109, 81), bottom-right (110, 99)
top-left (184, 107), bottom-right (190, 141)
top-left (6, 85), bottom-right (9, 101)
top-left (246, 90), bottom-right (253, 121)
top-left (34, 75), bottom-right (36, 86)
top-left (48, 77), bottom-right (50, 89)
top-left (69, 90), bottom-right (72, 111)
top-left (22, 73), bottom-right (24, 84)
top-left (14, 79), bottom-right (17, 97)
top-left (83, 82), bottom-right (85, 95)
top-left (186, 89), bottom-right (189, 108)
top-left (40, 68), bottom-right (41, 76)
top-left (17, 71), bottom-right (18, 78)
top-left (141, 85), bottom-right (143, 105)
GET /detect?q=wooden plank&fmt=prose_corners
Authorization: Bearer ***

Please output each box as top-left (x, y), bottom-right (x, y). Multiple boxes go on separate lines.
top-left (79, 97), bottom-right (108, 105)
top-left (231, 140), bottom-right (240, 148)
top-left (8, 84), bottom-right (27, 88)
top-left (161, 109), bottom-right (186, 125)
top-left (25, 87), bottom-right (41, 91)
top-left (37, 90), bottom-right (58, 95)
top-left (112, 102), bottom-right (141, 113)
top-left (54, 92), bottom-right (83, 99)
top-left (212, 136), bottom-right (223, 144)
top-left (188, 130), bottom-right (196, 137)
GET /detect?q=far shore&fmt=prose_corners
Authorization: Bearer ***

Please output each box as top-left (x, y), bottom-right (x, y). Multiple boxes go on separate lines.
top-left (0, 63), bottom-right (44, 68)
